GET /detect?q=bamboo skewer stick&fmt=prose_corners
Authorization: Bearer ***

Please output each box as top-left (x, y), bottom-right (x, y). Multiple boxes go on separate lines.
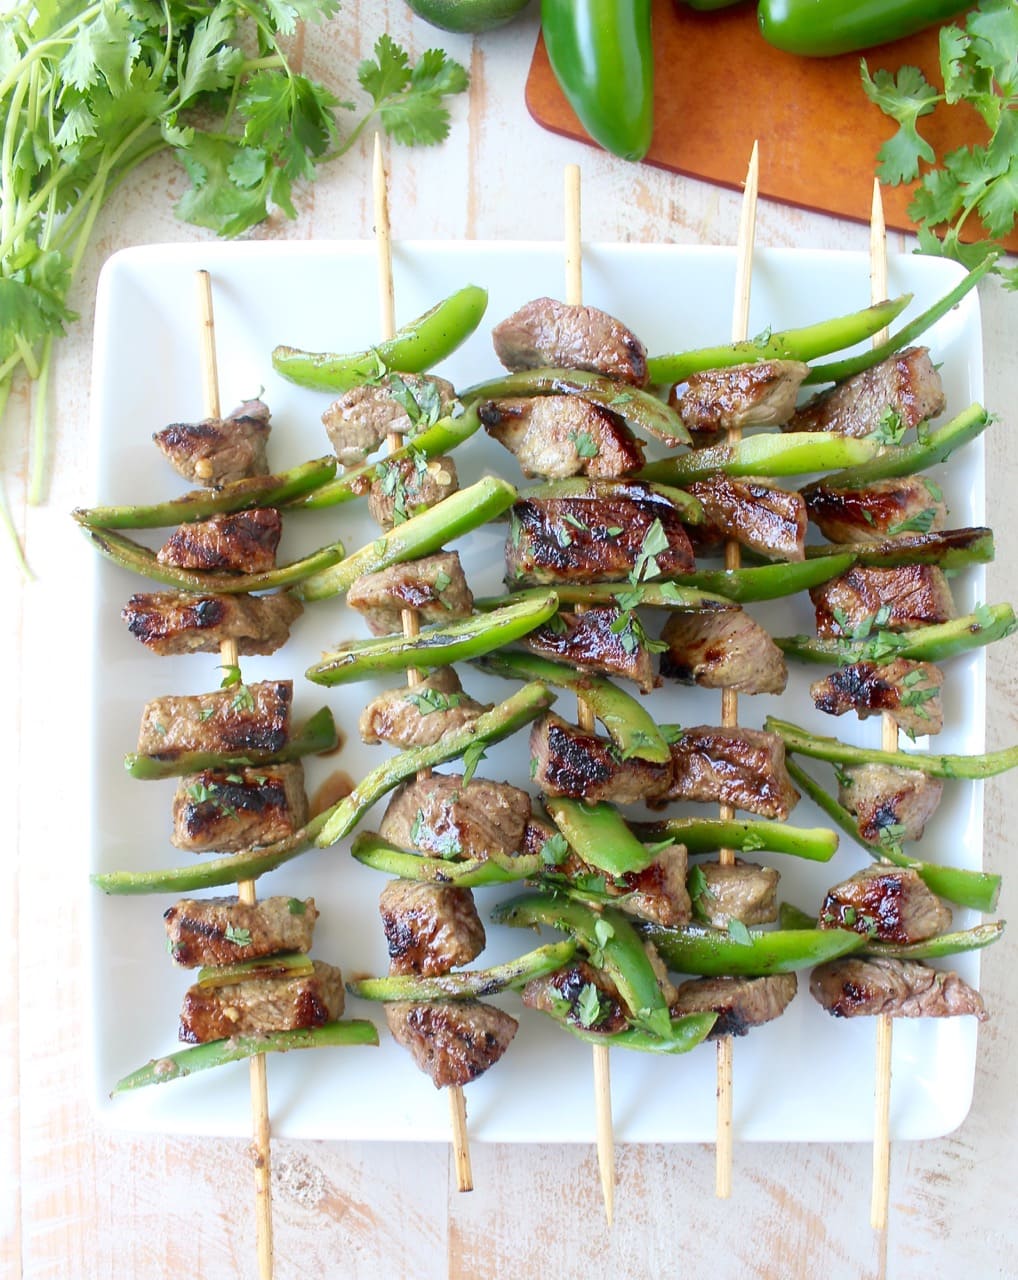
top-left (373, 134), bottom-right (473, 1193)
top-left (715, 142), bottom-right (760, 1200)
top-left (562, 162), bottom-right (616, 1227)
top-left (195, 269), bottom-right (275, 1280)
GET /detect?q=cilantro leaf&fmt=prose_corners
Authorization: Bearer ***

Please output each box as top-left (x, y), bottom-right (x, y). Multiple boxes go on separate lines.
top-left (861, 64), bottom-right (938, 184)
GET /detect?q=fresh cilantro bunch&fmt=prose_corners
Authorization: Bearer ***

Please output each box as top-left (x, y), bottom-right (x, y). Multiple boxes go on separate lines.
top-left (861, 0), bottom-right (1018, 287)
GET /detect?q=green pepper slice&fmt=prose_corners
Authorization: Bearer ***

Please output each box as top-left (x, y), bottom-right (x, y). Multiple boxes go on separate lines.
top-left (805, 528), bottom-right (994, 571)
top-left (630, 817), bottom-right (838, 862)
top-left (638, 921), bottom-right (863, 977)
top-left (346, 941), bottom-right (579, 1001)
top-left (350, 831), bottom-right (545, 886)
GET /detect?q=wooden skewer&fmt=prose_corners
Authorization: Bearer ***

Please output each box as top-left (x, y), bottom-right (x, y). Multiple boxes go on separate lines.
top-left (563, 162), bottom-right (616, 1227)
top-left (715, 142), bottom-right (760, 1200)
top-left (195, 268), bottom-right (275, 1280)
top-left (373, 134), bottom-right (474, 1193)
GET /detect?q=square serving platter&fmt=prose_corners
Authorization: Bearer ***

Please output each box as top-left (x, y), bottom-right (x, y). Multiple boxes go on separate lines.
top-left (86, 241), bottom-right (986, 1143)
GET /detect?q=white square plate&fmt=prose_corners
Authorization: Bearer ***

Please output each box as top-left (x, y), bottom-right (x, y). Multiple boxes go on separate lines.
top-left (87, 241), bottom-right (986, 1142)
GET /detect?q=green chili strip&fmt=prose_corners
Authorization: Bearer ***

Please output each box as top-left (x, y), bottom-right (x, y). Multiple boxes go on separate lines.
top-left (805, 528), bottom-right (994, 571)
top-left (350, 832), bottom-right (545, 886)
top-left (862, 923), bottom-right (1005, 961)
top-left (544, 796), bottom-right (656, 877)
top-left (346, 941), bottom-right (578, 1001)
top-left (271, 285), bottom-right (489, 392)
top-left (520, 477), bottom-right (704, 525)
top-left (629, 817), bottom-right (839, 862)
top-left (530, 1005), bottom-right (718, 1054)
top-left (110, 1020), bottom-right (379, 1095)
top-left (474, 581), bottom-right (735, 612)
top-left (195, 951), bottom-right (314, 989)
top-left (778, 902), bottom-right (819, 930)
top-left (638, 432), bottom-right (881, 484)
top-left (668, 555), bottom-right (857, 603)
top-left (638, 921), bottom-right (863, 977)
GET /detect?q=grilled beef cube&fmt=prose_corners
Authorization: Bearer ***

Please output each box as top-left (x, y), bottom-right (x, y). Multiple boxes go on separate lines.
top-left (137, 679), bottom-right (292, 757)
top-left (379, 880), bottom-right (485, 976)
top-left (179, 960), bottom-right (344, 1044)
top-left (359, 669), bottom-right (488, 749)
top-left (786, 346), bottom-right (945, 437)
top-left (660, 726), bottom-right (799, 819)
top-left (506, 487), bottom-right (695, 587)
top-left (385, 999), bottom-right (518, 1088)
top-left (687, 474), bottom-right (806, 562)
top-left (810, 565), bottom-right (955, 638)
top-left (522, 961), bottom-right (629, 1034)
top-left (171, 762), bottom-right (308, 853)
top-left (819, 864), bottom-right (952, 943)
top-left (550, 841), bottom-right (692, 927)
top-left (164, 895), bottom-right (318, 968)
top-left (837, 763), bottom-right (943, 845)
top-left (480, 396), bottom-right (645, 479)
top-left (347, 552), bottom-right (473, 636)
top-left (321, 375), bottom-right (456, 466)
top-left (122, 591), bottom-right (302, 656)
top-left (670, 973), bottom-right (797, 1038)
top-left (154, 399), bottom-right (271, 486)
top-left (810, 659), bottom-right (944, 737)
top-left (156, 508), bottom-right (282, 574)
top-left (810, 957), bottom-right (986, 1021)
top-left (368, 455), bottom-right (459, 530)
top-left (693, 859), bottom-right (779, 927)
top-left (805, 476), bottom-right (948, 543)
top-left (522, 817), bottom-right (558, 859)
top-left (380, 773), bottom-right (533, 861)
top-left (669, 360), bottom-right (808, 440)
top-left (520, 606), bottom-right (659, 693)
top-left (492, 297), bottom-right (648, 386)
top-left (530, 712), bottom-right (671, 806)
top-left (659, 609), bottom-right (787, 695)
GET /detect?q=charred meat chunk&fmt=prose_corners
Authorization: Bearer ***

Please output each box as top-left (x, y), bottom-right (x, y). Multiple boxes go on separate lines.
top-left (171, 762), bottom-right (308, 853)
top-left (480, 396), bottom-right (645, 479)
top-left (379, 880), bottom-right (485, 976)
top-left (156, 508), bottom-right (282, 574)
top-left (530, 712), bottom-right (671, 807)
top-left (810, 956), bottom-right (986, 1021)
top-left (660, 609), bottom-right (787, 695)
top-left (136, 679), bottom-right (292, 757)
top-left (785, 346), bottom-right (945, 437)
top-left (164, 895), bottom-right (318, 968)
top-left (380, 773), bottom-right (533, 861)
top-left (492, 297), bottom-right (648, 386)
top-left (687, 474), bottom-right (806, 562)
top-left (321, 375), bottom-right (456, 466)
top-left (819, 864), bottom-right (952, 943)
top-left (550, 842), bottom-right (692, 928)
top-left (179, 960), bottom-right (345, 1044)
top-left (837, 763), bottom-right (943, 845)
top-left (810, 659), bottom-right (944, 737)
top-left (122, 590), bottom-right (302, 656)
top-left (154, 399), bottom-right (271, 486)
top-left (805, 476), bottom-right (947, 544)
top-left (520, 606), bottom-right (659, 693)
top-left (347, 552), bottom-right (473, 636)
top-left (368, 455), bottom-right (459, 530)
top-left (359, 669), bottom-right (488, 749)
top-left (670, 973), bottom-right (797, 1039)
top-left (660, 726), bottom-right (799, 819)
top-left (670, 360), bottom-right (808, 440)
top-left (810, 565), bottom-right (955, 638)
top-left (522, 961), bottom-right (629, 1034)
top-left (385, 999), bottom-right (518, 1088)
top-left (692, 859), bottom-right (779, 928)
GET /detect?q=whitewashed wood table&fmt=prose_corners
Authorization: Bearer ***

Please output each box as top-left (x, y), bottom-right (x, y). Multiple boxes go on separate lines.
top-left (3, 10), bottom-right (1016, 1278)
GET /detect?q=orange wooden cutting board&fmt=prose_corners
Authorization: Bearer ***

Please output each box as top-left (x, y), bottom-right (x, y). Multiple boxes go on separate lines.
top-left (526, 0), bottom-right (1018, 251)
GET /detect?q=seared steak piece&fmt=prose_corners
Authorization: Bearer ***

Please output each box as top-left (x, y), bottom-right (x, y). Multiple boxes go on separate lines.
top-left (522, 961), bottom-right (629, 1034)
top-left (137, 679), bottom-right (292, 757)
top-left (385, 999), bottom-right (518, 1088)
top-left (530, 712), bottom-right (672, 806)
top-left (819, 864), bottom-right (952, 943)
top-left (379, 880), bottom-right (485, 976)
top-left (492, 297), bottom-right (648, 386)
top-left (660, 609), bottom-right (787, 695)
top-left (171, 762), bottom-right (308, 852)
top-left (785, 346), bottom-right (945, 437)
top-left (321, 375), bottom-right (457, 466)
top-left (122, 591), bottom-right (302, 656)
top-left (520, 606), bottom-right (659, 693)
top-left (380, 773), bottom-right (533, 861)
top-left (837, 764), bottom-right (944, 844)
top-left (660, 726), bottom-right (799, 819)
top-left (810, 659), bottom-right (944, 737)
top-left (156, 508), bottom-right (282, 574)
top-left (368, 455), bottom-right (459, 530)
top-left (693, 859), bottom-right (779, 927)
top-left (164, 895), bottom-right (318, 968)
top-left (670, 973), bottom-right (797, 1038)
top-left (359, 669), bottom-right (488, 748)
top-left (506, 487), bottom-right (695, 586)
top-left (347, 552), bottom-right (473, 636)
top-left (810, 565), bottom-right (955, 637)
top-left (804, 476), bottom-right (947, 543)
top-left (810, 957), bottom-right (986, 1021)
top-left (551, 842), bottom-right (692, 927)
top-left (179, 960), bottom-right (344, 1043)
top-left (154, 400), bottom-right (271, 486)
top-left (687, 474), bottom-right (806, 562)
top-left (480, 396), bottom-right (645, 479)
top-left (670, 360), bottom-right (808, 440)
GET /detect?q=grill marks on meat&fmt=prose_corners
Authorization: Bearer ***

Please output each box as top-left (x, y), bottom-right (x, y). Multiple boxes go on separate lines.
top-left (380, 774), bottom-right (533, 861)
top-left (156, 508), bottom-right (282, 574)
top-left (179, 960), bottom-right (344, 1043)
top-left (171, 762), bottom-right (308, 852)
top-left (321, 375), bottom-right (456, 466)
top-left (154, 400), bottom-right (271, 486)
top-left (805, 476), bottom-right (947, 544)
top-left (810, 565), bottom-right (955, 637)
top-left (522, 961), bottom-right (629, 1035)
top-left (811, 659), bottom-right (944, 736)
top-left (661, 726), bottom-right (799, 819)
top-left (122, 591), bottom-right (302, 655)
top-left (137, 680), bottom-right (293, 756)
top-left (369, 455), bottom-right (459, 530)
top-left (359, 668), bottom-right (488, 748)
top-left (164, 895), bottom-right (318, 967)
top-left (384, 999), bottom-right (518, 1088)
top-left (347, 552), bottom-right (473, 636)
top-left (551, 842), bottom-right (692, 927)
top-left (492, 297), bottom-right (648, 386)
top-left (785, 347), bottom-right (946, 437)
top-left (670, 360), bottom-right (808, 441)
top-left (687, 474), bottom-right (806, 562)
top-left (693, 859), bottom-right (780, 927)
top-left (819, 865), bottom-right (952, 943)
top-left (671, 973), bottom-right (797, 1039)
top-left (810, 957), bottom-right (986, 1021)
top-left (660, 609), bottom-right (788, 695)
top-left (838, 763), bottom-right (944, 844)
top-left (379, 881), bottom-right (485, 976)
top-left (530, 713), bottom-right (671, 806)
top-left (521, 606), bottom-right (659, 693)
top-left (480, 396), bottom-right (645, 479)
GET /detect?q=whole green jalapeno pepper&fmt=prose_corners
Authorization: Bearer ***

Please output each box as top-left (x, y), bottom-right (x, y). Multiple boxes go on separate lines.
top-left (757, 0), bottom-right (970, 58)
